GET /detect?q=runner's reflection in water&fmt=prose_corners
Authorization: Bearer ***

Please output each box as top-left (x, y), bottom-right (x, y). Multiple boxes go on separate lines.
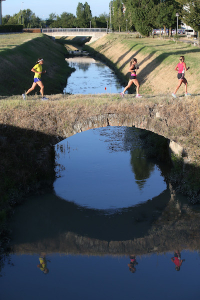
top-left (37, 253), bottom-right (50, 274)
top-left (128, 255), bottom-right (138, 273)
top-left (171, 250), bottom-right (185, 271)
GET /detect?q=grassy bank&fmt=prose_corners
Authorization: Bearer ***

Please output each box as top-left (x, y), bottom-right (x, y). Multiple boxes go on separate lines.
top-left (84, 33), bottom-right (200, 95)
top-left (0, 33), bottom-right (72, 96)
top-left (0, 33), bottom-right (73, 238)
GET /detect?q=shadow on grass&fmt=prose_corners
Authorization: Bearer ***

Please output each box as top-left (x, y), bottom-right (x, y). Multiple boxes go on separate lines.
top-left (0, 35), bottom-right (72, 96)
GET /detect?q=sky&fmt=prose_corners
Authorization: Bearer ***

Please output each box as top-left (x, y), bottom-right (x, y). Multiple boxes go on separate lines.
top-left (2, 0), bottom-right (110, 19)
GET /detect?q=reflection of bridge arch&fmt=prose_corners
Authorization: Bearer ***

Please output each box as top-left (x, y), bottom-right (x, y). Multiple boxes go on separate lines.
top-left (11, 188), bottom-right (170, 249)
top-left (11, 187), bottom-right (200, 256)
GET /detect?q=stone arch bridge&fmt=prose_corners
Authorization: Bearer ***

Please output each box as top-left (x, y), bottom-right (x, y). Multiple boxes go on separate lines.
top-left (3, 93), bottom-right (200, 256)
top-left (53, 94), bottom-right (198, 163)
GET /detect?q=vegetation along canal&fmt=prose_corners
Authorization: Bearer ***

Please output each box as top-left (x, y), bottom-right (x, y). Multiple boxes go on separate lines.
top-left (1, 55), bottom-right (200, 300)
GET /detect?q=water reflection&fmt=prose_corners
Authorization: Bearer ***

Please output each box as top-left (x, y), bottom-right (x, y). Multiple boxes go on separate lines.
top-left (37, 253), bottom-right (49, 274)
top-left (130, 148), bottom-right (155, 190)
top-left (54, 127), bottom-right (167, 210)
top-left (171, 250), bottom-right (185, 271)
top-left (128, 255), bottom-right (138, 273)
top-left (64, 57), bottom-right (123, 94)
top-left (2, 127), bottom-right (200, 299)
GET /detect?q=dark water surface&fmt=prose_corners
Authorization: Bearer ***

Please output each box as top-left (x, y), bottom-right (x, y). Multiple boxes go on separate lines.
top-left (1, 126), bottom-right (200, 299)
top-left (63, 57), bottom-right (123, 94)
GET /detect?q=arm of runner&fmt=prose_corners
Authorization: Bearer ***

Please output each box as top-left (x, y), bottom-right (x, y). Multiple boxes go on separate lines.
top-left (128, 64), bottom-right (134, 72)
top-left (174, 64), bottom-right (179, 71)
top-left (31, 67), bottom-right (42, 74)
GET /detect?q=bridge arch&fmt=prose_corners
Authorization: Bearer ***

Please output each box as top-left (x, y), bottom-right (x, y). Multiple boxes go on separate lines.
top-left (69, 113), bottom-right (184, 158)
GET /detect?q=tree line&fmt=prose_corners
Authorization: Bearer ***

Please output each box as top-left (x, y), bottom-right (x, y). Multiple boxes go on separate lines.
top-left (2, 2), bottom-right (108, 29)
top-left (2, 1), bottom-right (200, 37)
top-left (111, 0), bottom-right (200, 36)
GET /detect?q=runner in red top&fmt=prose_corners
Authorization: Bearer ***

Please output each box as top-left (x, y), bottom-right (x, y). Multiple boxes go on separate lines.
top-left (171, 250), bottom-right (185, 271)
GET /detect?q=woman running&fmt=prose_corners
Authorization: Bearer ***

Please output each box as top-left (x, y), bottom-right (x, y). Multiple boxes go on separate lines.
top-left (22, 58), bottom-right (48, 100)
top-left (120, 58), bottom-right (142, 98)
top-left (172, 56), bottom-right (190, 98)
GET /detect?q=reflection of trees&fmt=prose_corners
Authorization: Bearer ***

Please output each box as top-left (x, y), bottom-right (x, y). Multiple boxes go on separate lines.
top-left (78, 63), bottom-right (90, 72)
top-left (130, 148), bottom-right (155, 190)
top-left (69, 62), bottom-right (90, 72)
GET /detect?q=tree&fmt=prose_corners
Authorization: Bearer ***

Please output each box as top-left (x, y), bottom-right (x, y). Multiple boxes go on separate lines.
top-left (76, 2), bottom-right (92, 28)
top-left (112, 0), bottom-right (125, 32)
top-left (4, 9), bottom-right (42, 27)
top-left (60, 12), bottom-right (76, 28)
top-left (132, 0), bottom-right (160, 36)
top-left (181, 1), bottom-right (200, 32)
top-left (154, 0), bottom-right (181, 36)
top-left (92, 14), bottom-right (109, 28)
top-left (46, 13), bottom-right (57, 27)
top-left (2, 15), bottom-right (11, 25)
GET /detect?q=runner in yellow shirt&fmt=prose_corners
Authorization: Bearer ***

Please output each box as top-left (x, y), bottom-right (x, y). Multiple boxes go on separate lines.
top-left (22, 58), bottom-right (48, 100)
top-left (37, 254), bottom-right (49, 274)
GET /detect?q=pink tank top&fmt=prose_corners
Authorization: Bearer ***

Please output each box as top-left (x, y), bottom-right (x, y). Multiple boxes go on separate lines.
top-left (178, 62), bottom-right (184, 74)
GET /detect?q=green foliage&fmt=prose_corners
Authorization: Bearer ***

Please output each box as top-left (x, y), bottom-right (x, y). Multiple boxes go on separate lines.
top-left (112, 0), bottom-right (125, 32)
top-left (3, 9), bottom-right (43, 28)
top-left (76, 2), bottom-right (92, 27)
top-left (154, 0), bottom-right (180, 30)
top-left (0, 25), bottom-right (23, 33)
top-left (171, 153), bottom-right (183, 173)
top-left (182, 1), bottom-right (200, 32)
top-left (0, 33), bottom-right (71, 95)
top-left (92, 14), bottom-right (109, 28)
top-left (122, 0), bottom-right (182, 36)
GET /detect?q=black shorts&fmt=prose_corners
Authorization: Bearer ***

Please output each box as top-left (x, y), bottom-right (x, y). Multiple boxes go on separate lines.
top-left (177, 73), bottom-right (184, 80)
top-left (129, 74), bottom-right (137, 80)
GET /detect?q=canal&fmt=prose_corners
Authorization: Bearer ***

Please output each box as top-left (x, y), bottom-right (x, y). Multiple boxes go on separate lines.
top-left (0, 56), bottom-right (200, 300)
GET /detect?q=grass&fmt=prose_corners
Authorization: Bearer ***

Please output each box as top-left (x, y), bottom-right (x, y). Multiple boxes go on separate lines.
top-left (86, 33), bottom-right (200, 94)
top-left (0, 33), bottom-right (73, 96)
top-left (0, 33), bottom-right (38, 51)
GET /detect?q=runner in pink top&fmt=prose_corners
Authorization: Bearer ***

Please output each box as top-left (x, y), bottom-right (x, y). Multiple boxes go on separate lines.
top-left (120, 58), bottom-right (142, 98)
top-left (171, 250), bottom-right (185, 271)
top-left (172, 56), bottom-right (191, 98)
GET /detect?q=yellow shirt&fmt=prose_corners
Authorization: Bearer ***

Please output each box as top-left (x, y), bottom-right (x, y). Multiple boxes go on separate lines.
top-left (39, 257), bottom-right (46, 272)
top-left (33, 63), bottom-right (42, 79)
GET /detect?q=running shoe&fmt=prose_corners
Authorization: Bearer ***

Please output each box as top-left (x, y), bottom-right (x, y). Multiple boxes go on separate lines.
top-left (185, 93), bottom-right (191, 96)
top-left (136, 94), bottom-right (142, 98)
top-left (172, 93), bottom-right (177, 98)
top-left (41, 97), bottom-right (48, 100)
top-left (120, 92), bottom-right (124, 97)
top-left (22, 93), bottom-right (26, 100)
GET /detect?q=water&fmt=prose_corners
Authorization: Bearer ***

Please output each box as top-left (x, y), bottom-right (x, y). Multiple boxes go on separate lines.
top-left (1, 251), bottom-right (200, 300)
top-left (54, 127), bottom-right (166, 210)
top-left (63, 57), bottom-right (123, 94)
top-left (1, 126), bottom-right (200, 299)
